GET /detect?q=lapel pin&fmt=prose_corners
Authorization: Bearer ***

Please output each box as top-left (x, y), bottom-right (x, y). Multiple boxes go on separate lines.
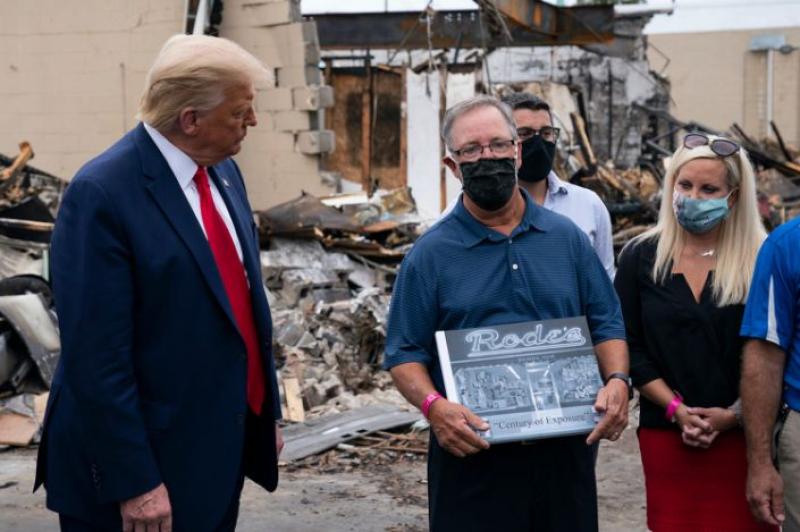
top-left (221, 177), bottom-right (230, 188)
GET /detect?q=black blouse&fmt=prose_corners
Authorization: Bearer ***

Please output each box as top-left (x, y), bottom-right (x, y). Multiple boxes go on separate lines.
top-left (614, 238), bottom-right (743, 430)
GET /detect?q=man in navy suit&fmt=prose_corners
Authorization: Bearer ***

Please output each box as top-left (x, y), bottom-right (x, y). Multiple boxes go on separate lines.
top-left (35, 34), bottom-right (282, 531)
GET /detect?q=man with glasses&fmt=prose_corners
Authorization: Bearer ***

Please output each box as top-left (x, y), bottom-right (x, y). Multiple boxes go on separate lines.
top-left (502, 92), bottom-right (615, 278)
top-left (385, 95), bottom-right (630, 531)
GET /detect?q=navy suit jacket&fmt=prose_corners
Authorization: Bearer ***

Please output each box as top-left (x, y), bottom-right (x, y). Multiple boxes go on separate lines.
top-left (35, 123), bottom-right (281, 529)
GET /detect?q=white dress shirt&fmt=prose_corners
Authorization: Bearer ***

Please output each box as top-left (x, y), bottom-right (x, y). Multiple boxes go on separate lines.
top-left (143, 123), bottom-right (243, 261)
top-left (541, 171), bottom-right (615, 279)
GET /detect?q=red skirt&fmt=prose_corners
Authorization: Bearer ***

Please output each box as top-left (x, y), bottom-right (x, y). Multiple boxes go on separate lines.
top-left (638, 427), bottom-right (778, 532)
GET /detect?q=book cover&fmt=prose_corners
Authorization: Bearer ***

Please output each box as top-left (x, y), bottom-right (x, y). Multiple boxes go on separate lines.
top-left (435, 316), bottom-right (602, 443)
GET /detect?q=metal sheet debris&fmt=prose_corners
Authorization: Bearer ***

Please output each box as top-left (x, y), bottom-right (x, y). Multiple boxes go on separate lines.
top-left (280, 405), bottom-right (421, 462)
top-left (257, 190), bottom-right (425, 427)
top-left (0, 294), bottom-right (59, 390)
top-left (258, 188), bottom-right (427, 263)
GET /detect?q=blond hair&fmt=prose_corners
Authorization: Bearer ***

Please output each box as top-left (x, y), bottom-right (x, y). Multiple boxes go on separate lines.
top-left (138, 34), bottom-right (272, 133)
top-left (632, 137), bottom-right (766, 306)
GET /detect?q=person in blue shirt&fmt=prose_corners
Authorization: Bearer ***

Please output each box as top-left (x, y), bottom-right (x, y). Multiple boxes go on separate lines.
top-left (741, 217), bottom-right (800, 530)
top-left (384, 95), bottom-right (630, 532)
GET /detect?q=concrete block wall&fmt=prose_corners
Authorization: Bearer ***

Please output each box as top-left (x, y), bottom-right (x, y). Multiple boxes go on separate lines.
top-left (0, 0), bottom-right (185, 177)
top-left (743, 49), bottom-right (800, 144)
top-left (771, 51), bottom-right (800, 147)
top-left (743, 52), bottom-right (769, 140)
top-left (220, 0), bottom-right (336, 209)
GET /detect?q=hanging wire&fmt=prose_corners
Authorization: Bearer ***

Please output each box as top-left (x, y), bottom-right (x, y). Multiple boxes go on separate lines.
top-left (477, 10), bottom-right (493, 96)
top-left (424, 2), bottom-right (436, 97)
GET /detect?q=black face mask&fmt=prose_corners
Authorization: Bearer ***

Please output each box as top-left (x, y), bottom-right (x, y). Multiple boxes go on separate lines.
top-left (518, 136), bottom-right (556, 183)
top-left (460, 157), bottom-right (518, 212)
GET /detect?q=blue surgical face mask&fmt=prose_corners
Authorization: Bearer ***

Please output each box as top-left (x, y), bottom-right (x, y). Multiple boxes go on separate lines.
top-left (672, 189), bottom-right (735, 234)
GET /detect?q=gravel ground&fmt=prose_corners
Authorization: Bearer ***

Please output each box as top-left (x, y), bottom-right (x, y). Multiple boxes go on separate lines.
top-left (0, 411), bottom-right (646, 531)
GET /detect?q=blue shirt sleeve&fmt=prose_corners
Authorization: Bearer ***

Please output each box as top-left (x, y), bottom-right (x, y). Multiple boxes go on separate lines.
top-left (384, 255), bottom-right (439, 370)
top-left (741, 235), bottom-right (798, 351)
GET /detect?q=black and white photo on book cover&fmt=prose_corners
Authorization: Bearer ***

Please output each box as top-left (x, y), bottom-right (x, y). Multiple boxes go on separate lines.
top-left (435, 316), bottom-right (602, 444)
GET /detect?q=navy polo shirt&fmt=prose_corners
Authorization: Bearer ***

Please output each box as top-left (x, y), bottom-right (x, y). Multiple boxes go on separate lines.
top-left (384, 189), bottom-right (626, 394)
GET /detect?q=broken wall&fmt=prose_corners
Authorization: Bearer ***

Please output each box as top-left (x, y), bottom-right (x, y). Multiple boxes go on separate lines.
top-left (219, 0), bottom-right (336, 209)
top-left (444, 72), bottom-right (477, 205)
top-left (0, 0), bottom-right (185, 177)
top-left (323, 67), bottom-right (405, 191)
top-left (487, 46), bottom-right (669, 168)
top-left (406, 70), bottom-right (443, 218)
top-left (405, 69), bottom-right (477, 217)
top-left (319, 61), bottom-right (476, 217)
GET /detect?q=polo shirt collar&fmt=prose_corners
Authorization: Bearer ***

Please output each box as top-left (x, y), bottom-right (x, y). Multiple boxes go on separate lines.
top-left (452, 187), bottom-right (553, 247)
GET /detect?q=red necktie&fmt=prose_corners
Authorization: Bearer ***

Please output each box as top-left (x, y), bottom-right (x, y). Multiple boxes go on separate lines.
top-left (194, 167), bottom-right (265, 415)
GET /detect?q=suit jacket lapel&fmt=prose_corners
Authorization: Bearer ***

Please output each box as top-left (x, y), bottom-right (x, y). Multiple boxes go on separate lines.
top-left (209, 165), bottom-right (277, 412)
top-left (134, 124), bottom-right (240, 334)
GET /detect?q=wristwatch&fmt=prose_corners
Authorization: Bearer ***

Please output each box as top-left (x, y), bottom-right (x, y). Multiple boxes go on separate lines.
top-left (605, 372), bottom-right (634, 400)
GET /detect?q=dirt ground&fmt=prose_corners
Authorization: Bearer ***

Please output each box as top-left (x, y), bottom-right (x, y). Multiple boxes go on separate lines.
top-left (0, 416), bottom-right (646, 532)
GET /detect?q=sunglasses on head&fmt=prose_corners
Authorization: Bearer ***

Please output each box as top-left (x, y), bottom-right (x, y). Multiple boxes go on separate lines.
top-left (683, 133), bottom-right (740, 158)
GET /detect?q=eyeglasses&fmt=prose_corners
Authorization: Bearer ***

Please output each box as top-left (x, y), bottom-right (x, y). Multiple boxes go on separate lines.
top-left (517, 126), bottom-right (560, 143)
top-left (451, 139), bottom-right (516, 161)
top-left (683, 133), bottom-right (740, 157)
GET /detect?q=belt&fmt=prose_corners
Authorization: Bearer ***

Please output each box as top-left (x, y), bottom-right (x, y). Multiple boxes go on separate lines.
top-left (501, 438), bottom-right (538, 447)
top-left (785, 386), bottom-right (800, 412)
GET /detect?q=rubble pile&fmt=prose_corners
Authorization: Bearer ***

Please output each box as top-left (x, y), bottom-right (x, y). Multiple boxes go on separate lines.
top-left (757, 167), bottom-right (800, 230)
top-left (562, 106), bottom-right (800, 246)
top-left (285, 427), bottom-right (429, 474)
top-left (732, 127), bottom-right (800, 229)
top-left (0, 142), bottom-right (66, 280)
top-left (0, 142), bottom-right (65, 238)
top-left (259, 189), bottom-right (428, 422)
top-left (258, 187), bottom-right (423, 260)
top-left (0, 142), bottom-right (65, 448)
top-left (500, 82), bottom-right (800, 246)
top-left (579, 164), bottom-right (662, 251)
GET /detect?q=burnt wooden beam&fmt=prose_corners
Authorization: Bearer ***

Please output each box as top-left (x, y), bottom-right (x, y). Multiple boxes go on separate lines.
top-left (309, 3), bottom-right (615, 51)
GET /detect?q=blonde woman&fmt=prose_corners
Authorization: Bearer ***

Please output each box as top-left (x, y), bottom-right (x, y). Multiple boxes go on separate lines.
top-left (614, 133), bottom-right (775, 532)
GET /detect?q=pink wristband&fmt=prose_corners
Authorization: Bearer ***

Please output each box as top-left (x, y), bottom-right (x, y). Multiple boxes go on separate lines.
top-left (421, 392), bottom-right (443, 419)
top-left (665, 392), bottom-right (683, 422)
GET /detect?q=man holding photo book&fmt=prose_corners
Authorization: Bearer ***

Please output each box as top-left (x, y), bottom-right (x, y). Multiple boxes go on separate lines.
top-left (385, 95), bottom-right (630, 532)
